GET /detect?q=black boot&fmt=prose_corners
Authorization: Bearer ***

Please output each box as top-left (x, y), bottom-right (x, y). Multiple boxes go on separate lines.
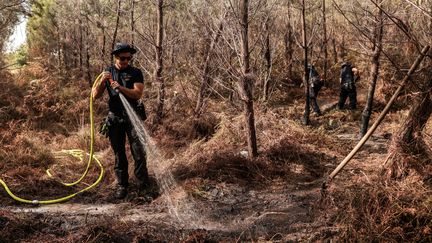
top-left (115, 185), bottom-right (128, 199)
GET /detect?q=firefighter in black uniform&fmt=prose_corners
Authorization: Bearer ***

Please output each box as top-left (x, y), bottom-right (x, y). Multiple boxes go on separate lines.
top-left (338, 61), bottom-right (359, 110)
top-left (92, 43), bottom-right (149, 199)
top-left (308, 64), bottom-right (324, 116)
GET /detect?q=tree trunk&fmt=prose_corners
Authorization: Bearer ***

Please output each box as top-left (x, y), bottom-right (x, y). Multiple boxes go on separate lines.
top-left (85, 18), bottom-right (92, 86)
top-left (154, 0), bottom-right (165, 124)
top-left (322, 0), bottom-right (328, 82)
top-left (194, 18), bottom-right (224, 117)
top-left (340, 35), bottom-right (346, 60)
top-left (111, 0), bottom-right (122, 57)
top-left (301, 0), bottom-right (310, 125)
top-left (239, 0), bottom-right (258, 158)
top-left (78, 17), bottom-right (83, 70)
top-left (360, 1), bottom-right (384, 137)
top-left (285, 1), bottom-right (293, 81)
top-left (332, 38), bottom-right (338, 64)
top-left (130, 0), bottom-right (135, 46)
top-left (130, 0), bottom-right (135, 65)
top-left (101, 26), bottom-right (106, 65)
top-left (56, 25), bottom-right (61, 70)
top-left (385, 78), bottom-right (432, 179)
top-left (262, 16), bottom-right (272, 101)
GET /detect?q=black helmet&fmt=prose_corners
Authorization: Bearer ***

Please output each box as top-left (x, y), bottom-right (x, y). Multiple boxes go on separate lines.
top-left (111, 43), bottom-right (137, 55)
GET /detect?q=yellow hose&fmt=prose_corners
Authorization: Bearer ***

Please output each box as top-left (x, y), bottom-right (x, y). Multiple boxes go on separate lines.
top-left (0, 73), bottom-right (105, 204)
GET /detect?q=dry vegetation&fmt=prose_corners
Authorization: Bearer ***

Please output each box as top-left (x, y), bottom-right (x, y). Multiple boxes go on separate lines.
top-left (2, 0), bottom-right (432, 241)
top-left (1, 60), bottom-right (431, 242)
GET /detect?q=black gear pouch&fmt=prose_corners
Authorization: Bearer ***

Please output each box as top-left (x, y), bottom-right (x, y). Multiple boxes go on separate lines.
top-left (135, 100), bottom-right (147, 121)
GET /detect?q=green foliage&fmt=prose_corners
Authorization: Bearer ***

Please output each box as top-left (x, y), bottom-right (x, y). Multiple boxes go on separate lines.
top-left (14, 44), bottom-right (28, 66)
top-left (26, 0), bottom-right (57, 58)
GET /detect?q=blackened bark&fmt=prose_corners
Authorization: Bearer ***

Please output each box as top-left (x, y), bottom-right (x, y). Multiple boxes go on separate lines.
top-left (130, 0), bottom-right (135, 66)
top-left (130, 0), bottom-right (135, 46)
top-left (85, 18), bottom-right (92, 86)
top-left (154, 0), bottom-right (165, 124)
top-left (322, 0), bottom-right (328, 82)
top-left (284, 1), bottom-right (293, 80)
top-left (332, 38), bottom-right (338, 64)
top-left (111, 0), bottom-right (122, 59)
top-left (301, 0), bottom-right (310, 125)
top-left (79, 17), bottom-right (83, 70)
top-left (262, 17), bottom-right (272, 101)
top-left (360, 2), bottom-right (384, 137)
top-left (239, 0), bottom-right (258, 158)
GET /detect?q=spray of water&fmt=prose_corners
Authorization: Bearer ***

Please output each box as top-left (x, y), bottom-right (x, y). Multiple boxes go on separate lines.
top-left (118, 94), bottom-right (203, 228)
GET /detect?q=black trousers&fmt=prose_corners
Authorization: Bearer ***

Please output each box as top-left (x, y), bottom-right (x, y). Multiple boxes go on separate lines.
top-left (310, 85), bottom-right (322, 114)
top-left (108, 114), bottom-right (149, 187)
top-left (338, 86), bottom-right (357, 110)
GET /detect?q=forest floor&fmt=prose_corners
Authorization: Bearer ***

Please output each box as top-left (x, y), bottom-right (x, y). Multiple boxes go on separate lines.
top-left (0, 133), bottom-right (390, 242)
top-left (1, 67), bottom-right (429, 242)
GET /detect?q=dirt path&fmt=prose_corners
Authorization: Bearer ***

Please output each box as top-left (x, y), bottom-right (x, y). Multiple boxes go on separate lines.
top-left (0, 179), bottom-right (326, 241)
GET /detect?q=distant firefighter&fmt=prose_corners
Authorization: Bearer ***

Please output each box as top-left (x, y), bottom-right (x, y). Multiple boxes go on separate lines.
top-left (308, 64), bottom-right (324, 116)
top-left (338, 61), bottom-right (360, 110)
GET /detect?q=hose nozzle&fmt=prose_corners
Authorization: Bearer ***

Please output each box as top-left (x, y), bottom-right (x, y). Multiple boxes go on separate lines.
top-left (107, 79), bottom-right (119, 96)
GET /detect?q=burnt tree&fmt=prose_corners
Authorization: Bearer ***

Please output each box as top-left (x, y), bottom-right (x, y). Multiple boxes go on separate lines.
top-left (322, 0), bottom-right (328, 82)
top-left (284, 1), bottom-right (294, 81)
top-left (262, 8), bottom-right (272, 101)
top-left (111, 0), bottom-right (122, 52)
top-left (238, 0), bottom-right (258, 158)
top-left (360, 0), bottom-right (384, 137)
top-left (154, 0), bottom-right (165, 124)
top-left (301, 0), bottom-right (310, 125)
top-left (384, 76), bottom-right (432, 179)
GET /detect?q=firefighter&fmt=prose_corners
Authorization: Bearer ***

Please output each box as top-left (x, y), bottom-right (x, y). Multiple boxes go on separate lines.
top-left (92, 43), bottom-right (149, 199)
top-left (338, 61), bottom-right (359, 110)
top-left (308, 64), bottom-right (324, 116)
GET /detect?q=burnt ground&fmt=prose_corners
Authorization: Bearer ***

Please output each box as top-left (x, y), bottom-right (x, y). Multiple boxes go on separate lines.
top-left (0, 90), bottom-right (393, 242)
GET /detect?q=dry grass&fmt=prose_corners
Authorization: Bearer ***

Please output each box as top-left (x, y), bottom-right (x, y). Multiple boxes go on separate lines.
top-left (1, 61), bottom-right (432, 241)
top-left (0, 66), bottom-right (113, 206)
top-left (328, 174), bottom-right (432, 242)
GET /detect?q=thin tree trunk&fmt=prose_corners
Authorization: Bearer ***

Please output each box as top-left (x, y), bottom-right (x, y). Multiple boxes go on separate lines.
top-left (130, 0), bottom-right (135, 65)
top-left (102, 26), bottom-right (106, 65)
top-left (262, 16), bottom-right (272, 101)
top-left (85, 18), bottom-right (92, 86)
top-left (56, 26), bottom-right (61, 70)
top-left (360, 1), bottom-right (384, 137)
top-left (154, 0), bottom-right (165, 124)
top-left (111, 0), bottom-right (122, 54)
top-left (332, 38), bottom-right (338, 64)
top-left (301, 0), bottom-right (310, 125)
top-left (340, 35), bottom-right (346, 60)
top-left (239, 0), bottom-right (258, 158)
top-left (194, 18), bottom-right (224, 117)
top-left (79, 17), bottom-right (83, 70)
top-left (131, 0), bottom-right (135, 46)
top-left (322, 0), bottom-right (328, 82)
top-left (285, 1), bottom-right (293, 80)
